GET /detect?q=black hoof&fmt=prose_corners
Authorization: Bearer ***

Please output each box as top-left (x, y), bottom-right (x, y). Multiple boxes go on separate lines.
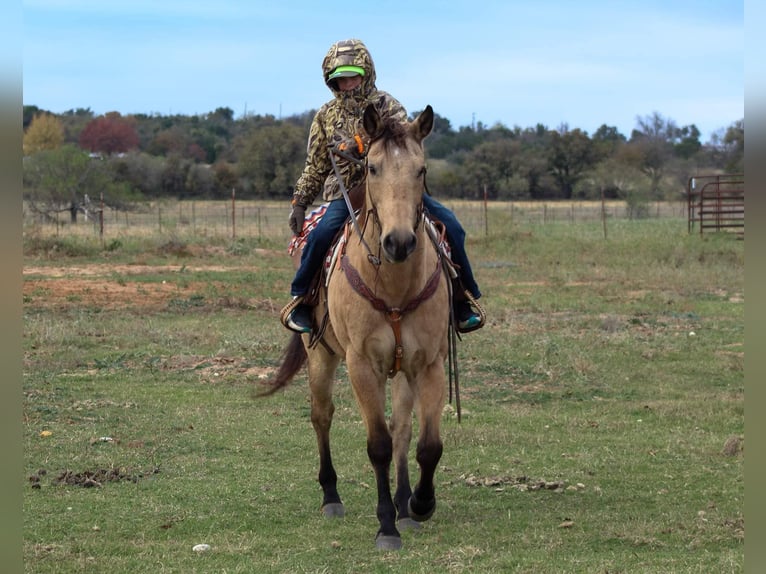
top-left (375, 534), bottom-right (403, 551)
top-left (321, 503), bottom-right (345, 518)
top-left (408, 495), bottom-right (436, 522)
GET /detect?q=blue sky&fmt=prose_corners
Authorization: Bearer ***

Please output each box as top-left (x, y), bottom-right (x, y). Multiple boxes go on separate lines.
top-left (23, 0), bottom-right (744, 141)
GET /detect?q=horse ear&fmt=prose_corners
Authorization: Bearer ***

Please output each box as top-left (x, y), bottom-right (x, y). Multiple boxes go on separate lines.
top-left (363, 104), bottom-right (383, 139)
top-left (413, 105), bottom-right (434, 142)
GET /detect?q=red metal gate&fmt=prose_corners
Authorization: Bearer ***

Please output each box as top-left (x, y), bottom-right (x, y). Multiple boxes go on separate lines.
top-left (687, 174), bottom-right (744, 236)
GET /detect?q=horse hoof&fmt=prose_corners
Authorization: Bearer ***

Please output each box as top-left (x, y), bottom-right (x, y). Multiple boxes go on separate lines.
top-left (397, 517), bottom-right (422, 532)
top-left (375, 534), bottom-right (403, 551)
top-left (321, 503), bottom-right (345, 518)
top-left (408, 497), bottom-right (436, 522)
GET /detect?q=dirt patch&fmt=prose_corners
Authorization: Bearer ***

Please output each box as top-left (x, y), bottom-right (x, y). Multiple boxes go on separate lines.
top-left (29, 466), bottom-right (160, 489)
top-left (23, 263), bottom-right (254, 311)
top-left (159, 354), bottom-right (275, 381)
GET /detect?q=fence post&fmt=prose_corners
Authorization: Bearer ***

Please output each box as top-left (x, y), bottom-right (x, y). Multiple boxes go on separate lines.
top-left (231, 188), bottom-right (236, 239)
top-left (99, 192), bottom-right (104, 248)
top-left (483, 184), bottom-right (488, 236)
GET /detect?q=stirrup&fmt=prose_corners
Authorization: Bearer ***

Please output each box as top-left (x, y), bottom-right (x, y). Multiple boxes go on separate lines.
top-left (456, 291), bottom-right (486, 334)
top-left (280, 296), bottom-right (311, 333)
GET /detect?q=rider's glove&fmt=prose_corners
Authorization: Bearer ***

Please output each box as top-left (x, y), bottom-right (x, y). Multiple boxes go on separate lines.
top-left (333, 134), bottom-right (365, 159)
top-left (289, 198), bottom-right (307, 235)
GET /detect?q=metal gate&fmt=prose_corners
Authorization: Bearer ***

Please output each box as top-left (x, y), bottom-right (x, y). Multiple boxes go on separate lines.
top-left (687, 174), bottom-right (744, 236)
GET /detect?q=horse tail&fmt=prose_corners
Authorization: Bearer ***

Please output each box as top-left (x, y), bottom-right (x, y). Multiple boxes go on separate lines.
top-left (257, 333), bottom-right (307, 397)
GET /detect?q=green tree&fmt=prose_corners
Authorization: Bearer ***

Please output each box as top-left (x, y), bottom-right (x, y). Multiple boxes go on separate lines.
top-left (23, 144), bottom-right (122, 221)
top-left (108, 151), bottom-right (165, 197)
top-left (23, 105), bottom-right (46, 130)
top-left (592, 124), bottom-right (626, 157)
top-left (462, 139), bottom-right (519, 199)
top-left (238, 122), bottom-right (305, 197)
top-left (547, 125), bottom-right (598, 199)
top-left (212, 162), bottom-right (240, 199)
top-left (722, 119), bottom-right (744, 173)
top-left (673, 124), bottom-right (702, 159)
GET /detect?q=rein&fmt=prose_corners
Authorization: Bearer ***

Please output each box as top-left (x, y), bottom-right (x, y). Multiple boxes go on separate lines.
top-left (340, 253), bottom-right (443, 377)
top-left (328, 144), bottom-right (380, 266)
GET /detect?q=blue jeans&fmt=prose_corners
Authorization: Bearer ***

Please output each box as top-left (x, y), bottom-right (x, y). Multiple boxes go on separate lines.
top-left (291, 199), bottom-right (349, 296)
top-left (423, 195), bottom-right (481, 299)
top-left (290, 196), bottom-right (481, 300)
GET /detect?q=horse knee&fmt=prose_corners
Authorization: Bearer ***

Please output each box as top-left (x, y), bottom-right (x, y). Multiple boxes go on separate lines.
top-left (367, 433), bottom-right (393, 466)
top-left (416, 439), bottom-right (443, 470)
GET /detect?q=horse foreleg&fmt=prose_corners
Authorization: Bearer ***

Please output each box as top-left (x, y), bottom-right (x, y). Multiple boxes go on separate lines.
top-left (307, 347), bottom-right (343, 517)
top-left (348, 354), bottom-right (401, 549)
top-left (390, 373), bottom-right (419, 531)
top-left (409, 361), bottom-right (446, 522)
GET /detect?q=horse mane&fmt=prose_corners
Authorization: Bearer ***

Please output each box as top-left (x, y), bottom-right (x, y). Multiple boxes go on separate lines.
top-left (368, 113), bottom-right (410, 151)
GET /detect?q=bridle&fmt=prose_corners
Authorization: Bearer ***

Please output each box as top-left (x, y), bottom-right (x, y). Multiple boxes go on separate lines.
top-left (329, 141), bottom-right (427, 267)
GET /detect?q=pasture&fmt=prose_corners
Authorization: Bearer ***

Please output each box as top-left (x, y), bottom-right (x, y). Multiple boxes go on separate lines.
top-left (23, 206), bottom-right (743, 573)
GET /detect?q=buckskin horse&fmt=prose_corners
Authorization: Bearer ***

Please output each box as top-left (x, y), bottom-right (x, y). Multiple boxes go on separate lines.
top-left (262, 104), bottom-right (449, 550)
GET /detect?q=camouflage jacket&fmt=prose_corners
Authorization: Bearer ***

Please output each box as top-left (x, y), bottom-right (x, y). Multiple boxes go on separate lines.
top-left (292, 39), bottom-right (407, 207)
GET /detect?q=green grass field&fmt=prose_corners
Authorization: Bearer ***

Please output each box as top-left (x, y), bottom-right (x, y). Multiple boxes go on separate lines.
top-left (23, 213), bottom-right (743, 573)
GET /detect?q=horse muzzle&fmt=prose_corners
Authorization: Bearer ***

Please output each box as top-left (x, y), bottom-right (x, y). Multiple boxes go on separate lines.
top-left (382, 229), bottom-right (417, 263)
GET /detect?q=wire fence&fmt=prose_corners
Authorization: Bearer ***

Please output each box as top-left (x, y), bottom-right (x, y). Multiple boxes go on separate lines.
top-left (23, 198), bottom-right (689, 244)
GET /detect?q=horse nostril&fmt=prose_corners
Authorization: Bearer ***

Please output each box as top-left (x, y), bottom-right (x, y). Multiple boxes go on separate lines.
top-left (403, 233), bottom-right (416, 255)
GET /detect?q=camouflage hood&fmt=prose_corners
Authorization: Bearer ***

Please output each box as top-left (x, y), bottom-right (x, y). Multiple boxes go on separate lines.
top-left (322, 39), bottom-right (377, 99)
top-left (291, 39), bottom-right (406, 206)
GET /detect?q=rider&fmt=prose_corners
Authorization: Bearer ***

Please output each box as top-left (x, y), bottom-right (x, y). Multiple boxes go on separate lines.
top-left (284, 38), bottom-right (483, 334)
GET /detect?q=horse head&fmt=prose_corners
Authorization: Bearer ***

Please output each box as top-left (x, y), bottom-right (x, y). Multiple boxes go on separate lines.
top-left (362, 104), bottom-right (434, 263)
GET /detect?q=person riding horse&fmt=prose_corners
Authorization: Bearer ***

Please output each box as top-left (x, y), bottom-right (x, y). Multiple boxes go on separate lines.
top-left (266, 102), bottom-right (454, 550)
top-left (284, 38), bottom-right (483, 334)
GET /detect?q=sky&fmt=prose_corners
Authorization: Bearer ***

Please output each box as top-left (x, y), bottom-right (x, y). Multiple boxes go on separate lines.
top-left (22, 0), bottom-right (745, 142)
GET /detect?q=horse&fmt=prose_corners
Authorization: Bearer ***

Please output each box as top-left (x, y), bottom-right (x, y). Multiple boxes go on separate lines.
top-left (261, 104), bottom-right (450, 550)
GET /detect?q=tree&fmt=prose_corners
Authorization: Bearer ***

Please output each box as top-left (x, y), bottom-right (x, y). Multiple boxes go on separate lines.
top-left (23, 144), bottom-right (115, 221)
top-left (722, 119), bottom-right (744, 173)
top-left (463, 139), bottom-right (519, 199)
top-left (238, 122), bottom-right (305, 197)
top-left (592, 124), bottom-right (626, 157)
top-left (23, 105), bottom-right (46, 130)
top-left (147, 126), bottom-right (189, 157)
top-left (673, 124), bottom-right (702, 159)
top-left (108, 151), bottom-right (165, 198)
top-left (212, 162), bottom-right (240, 199)
top-left (628, 111), bottom-right (677, 198)
top-left (23, 113), bottom-right (65, 155)
top-left (59, 107), bottom-right (95, 145)
top-left (547, 126), bottom-right (598, 199)
top-left (79, 112), bottom-right (139, 155)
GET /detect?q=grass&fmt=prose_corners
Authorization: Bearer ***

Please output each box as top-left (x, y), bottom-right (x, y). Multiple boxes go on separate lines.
top-left (23, 213), bottom-right (743, 573)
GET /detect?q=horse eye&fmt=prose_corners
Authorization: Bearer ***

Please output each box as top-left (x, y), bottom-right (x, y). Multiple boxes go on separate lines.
top-left (368, 164), bottom-right (377, 175)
